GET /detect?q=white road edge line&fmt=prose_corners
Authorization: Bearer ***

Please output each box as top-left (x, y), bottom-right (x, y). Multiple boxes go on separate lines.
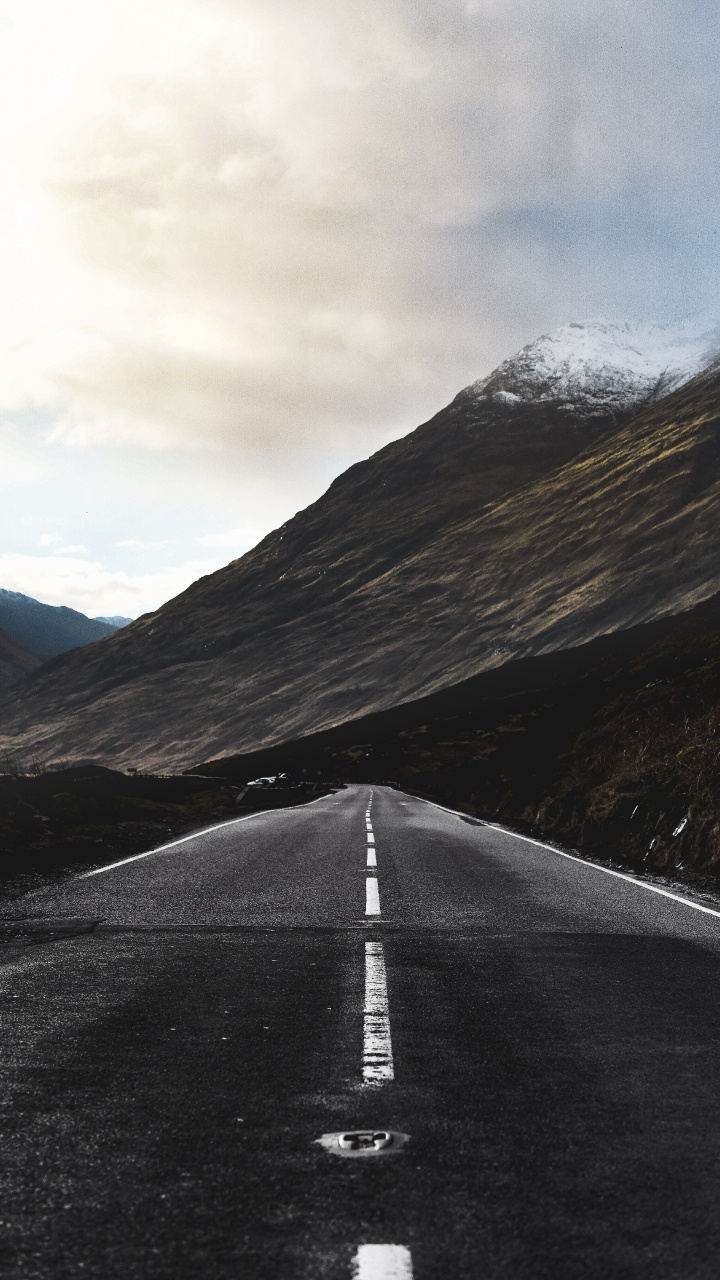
top-left (420, 797), bottom-right (720, 923)
top-left (363, 942), bottom-right (394, 1084)
top-left (365, 876), bottom-right (381, 915)
top-left (78, 813), bottom-right (261, 878)
top-left (79, 788), bottom-right (346, 880)
top-left (367, 849), bottom-right (377, 868)
top-left (353, 1244), bottom-right (412, 1279)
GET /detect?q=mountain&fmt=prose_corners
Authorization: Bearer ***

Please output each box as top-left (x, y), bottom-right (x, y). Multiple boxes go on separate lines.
top-left (0, 629), bottom-right (45, 693)
top-left (1, 317), bottom-right (719, 772)
top-left (94, 616), bottom-right (133, 627)
top-left (0, 590), bottom-right (126, 657)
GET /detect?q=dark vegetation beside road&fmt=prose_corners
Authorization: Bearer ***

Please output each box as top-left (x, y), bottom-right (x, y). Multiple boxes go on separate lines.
top-left (198, 591), bottom-right (720, 887)
top-left (0, 766), bottom-right (332, 898)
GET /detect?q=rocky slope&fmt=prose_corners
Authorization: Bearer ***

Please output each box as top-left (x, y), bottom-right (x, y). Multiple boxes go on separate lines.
top-left (0, 630), bottom-right (44, 694)
top-left (1, 318), bottom-right (719, 771)
top-left (0, 590), bottom-right (129, 657)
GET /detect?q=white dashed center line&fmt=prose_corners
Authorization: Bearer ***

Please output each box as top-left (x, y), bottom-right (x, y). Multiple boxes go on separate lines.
top-left (363, 941), bottom-right (393, 1083)
top-left (352, 1245), bottom-right (412, 1279)
top-left (353, 1245), bottom-right (412, 1279)
top-left (365, 876), bottom-right (381, 915)
top-left (349, 799), bottom-right (406, 1274)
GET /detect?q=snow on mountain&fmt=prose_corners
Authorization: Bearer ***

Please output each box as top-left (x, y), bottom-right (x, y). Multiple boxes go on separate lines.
top-left (465, 318), bottom-right (720, 419)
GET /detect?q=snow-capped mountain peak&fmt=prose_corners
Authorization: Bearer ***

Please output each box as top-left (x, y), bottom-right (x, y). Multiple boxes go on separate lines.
top-left (466, 318), bottom-right (720, 419)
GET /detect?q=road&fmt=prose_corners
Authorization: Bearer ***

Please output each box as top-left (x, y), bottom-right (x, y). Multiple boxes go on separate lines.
top-left (3, 784), bottom-right (720, 1278)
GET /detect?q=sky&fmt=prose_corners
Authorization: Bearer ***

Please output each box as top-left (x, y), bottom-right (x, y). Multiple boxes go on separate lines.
top-left (1, 0), bottom-right (719, 617)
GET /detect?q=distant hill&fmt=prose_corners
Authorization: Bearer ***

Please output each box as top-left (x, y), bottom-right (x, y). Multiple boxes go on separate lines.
top-left (1, 317), bottom-right (720, 771)
top-left (0, 628), bottom-right (45, 693)
top-left (94, 616), bottom-right (133, 627)
top-left (0, 590), bottom-right (126, 657)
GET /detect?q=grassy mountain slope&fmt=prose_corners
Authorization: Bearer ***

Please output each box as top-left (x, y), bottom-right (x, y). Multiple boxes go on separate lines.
top-left (0, 630), bottom-right (44, 694)
top-left (3, 358), bottom-right (720, 772)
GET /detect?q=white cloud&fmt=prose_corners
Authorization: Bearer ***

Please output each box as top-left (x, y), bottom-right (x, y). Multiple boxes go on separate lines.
top-left (39, 532), bottom-right (62, 546)
top-left (0, 552), bottom-right (220, 617)
top-left (0, 0), bottom-right (716, 475)
top-left (54, 543), bottom-right (87, 555)
top-left (197, 526), bottom-right (264, 549)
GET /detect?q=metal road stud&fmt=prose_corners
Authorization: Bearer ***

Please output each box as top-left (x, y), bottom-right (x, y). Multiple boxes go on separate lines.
top-left (314, 1130), bottom-right (410, 1158)
top-left (339, 1130), bottom-right (393, 1152)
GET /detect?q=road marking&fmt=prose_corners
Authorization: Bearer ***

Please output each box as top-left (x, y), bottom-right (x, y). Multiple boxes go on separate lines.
top-left (79, 788), bottom-right (345, 880)
top-left (365, 876), bottom-right (381, 915)
top-left (353, 1245), bottom-right (412, 1279)
top-left (367, 849), bottom-right (377, 868)
top-left (367, 833), bottom-right (375, 845)
top-left (484, 824), bottom-right (720, 922)
top-left (78, 814), bottom-right (260, 878)
top-left (421, 797), bottom-right (720, 924)
top-left (363, 942), bottom-right (393, 1083)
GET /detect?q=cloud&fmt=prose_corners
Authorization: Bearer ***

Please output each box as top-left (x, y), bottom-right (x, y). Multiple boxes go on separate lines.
top-left (0, 0), bottom-right (718, 475)
top-left (0, 552), bottom-right (221, 617)
top-left (197, 526), bottom-right (263, 549)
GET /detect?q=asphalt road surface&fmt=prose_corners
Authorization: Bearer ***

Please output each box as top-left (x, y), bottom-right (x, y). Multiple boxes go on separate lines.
top-left (4, 784), bottom-right (720, 1279)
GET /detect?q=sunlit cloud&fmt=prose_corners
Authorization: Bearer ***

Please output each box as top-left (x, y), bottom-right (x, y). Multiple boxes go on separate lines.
top-left (197, 527), bottom-right (264, 549)
top-left (0, 552), bottom-right (221, 618)
top-left (0, 0), bottom-right (718, 466)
